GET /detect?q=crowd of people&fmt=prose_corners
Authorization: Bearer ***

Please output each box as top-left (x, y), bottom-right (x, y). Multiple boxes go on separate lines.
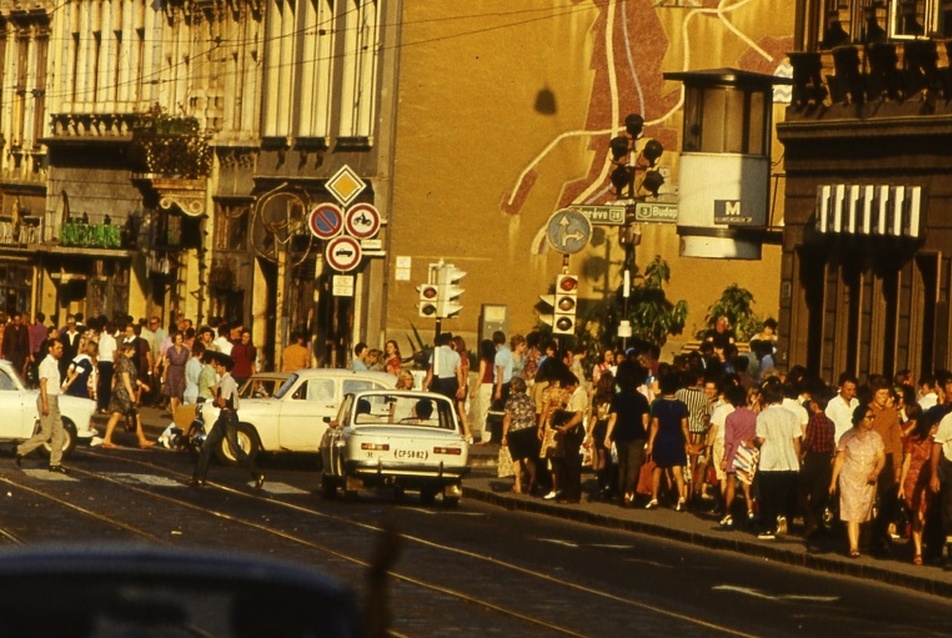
top-left (10, 309), bottom-right (952, 566)
top-left (432, 319), bottom-right (952, 568)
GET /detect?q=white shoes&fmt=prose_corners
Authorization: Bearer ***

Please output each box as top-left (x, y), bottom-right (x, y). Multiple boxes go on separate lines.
top-left (543, 491), bottom-right (559, 500)
top-left (645, 499), bottom-right (658, 510)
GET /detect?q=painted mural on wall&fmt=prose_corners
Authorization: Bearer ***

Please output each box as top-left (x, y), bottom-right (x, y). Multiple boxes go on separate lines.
top-left (496, 0), bottom-right (794, 251)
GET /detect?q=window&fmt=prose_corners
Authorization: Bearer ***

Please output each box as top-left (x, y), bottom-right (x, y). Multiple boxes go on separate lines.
top-left (682, 86), bottom-right (769, 155)
top-left (305, 379), bottom-right (335, 402)
top-left (338, 0), bottom-right (379, 139)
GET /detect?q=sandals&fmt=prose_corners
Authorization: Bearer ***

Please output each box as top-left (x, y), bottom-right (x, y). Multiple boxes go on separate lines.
top-left (849, 549), bottom-right (861, 558)
top-left (913, 554), bottom-right (923, 566)
top-left (101, 442), bottom-right (118, 449)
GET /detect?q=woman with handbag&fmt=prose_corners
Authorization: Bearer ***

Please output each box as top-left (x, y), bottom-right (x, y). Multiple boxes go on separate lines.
top-left (829, 404), bottom-right (886, 558)
top-left (538, 361), bottom-right (571, 500)
top-left (602, 360), bottom-right (650, 507)
top-left (501, 376), bottom-right (539, 494)
top-left (721, 384), bottom-right (758, 527)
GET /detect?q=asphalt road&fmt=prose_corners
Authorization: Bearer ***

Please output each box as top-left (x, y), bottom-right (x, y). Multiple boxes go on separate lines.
top-left (1, 442), bottom-right (951, 637)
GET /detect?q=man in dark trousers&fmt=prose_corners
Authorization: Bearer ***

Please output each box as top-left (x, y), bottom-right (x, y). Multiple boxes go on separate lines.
top-left (3, 312), bottom-right (30, 379)
top-left (191, 353), bottom-right (264, 489)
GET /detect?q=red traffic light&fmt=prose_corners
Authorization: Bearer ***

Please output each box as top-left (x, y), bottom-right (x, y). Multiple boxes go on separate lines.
top-left (558, 275), bottom-right (578, 293)
top-left (419, 285), bottom-right (438, 299)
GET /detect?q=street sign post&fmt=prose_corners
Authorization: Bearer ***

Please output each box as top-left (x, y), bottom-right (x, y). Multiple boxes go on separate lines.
top-left (308, 203), bottom-right (344, 239)
top-left (345, 203), bottom-right (381, 239)
top-left (570, 204), bottom-right (627, 226)
top-left (325, 235), bottom-right (362, 272)
top-left (545, 208), bottom-right (592, 254)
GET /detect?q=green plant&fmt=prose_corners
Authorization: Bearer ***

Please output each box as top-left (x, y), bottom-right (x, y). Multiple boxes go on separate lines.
top-left (572, 256), bottom-right (687, 369)
top-left (130, 104), bottom-right (212, 178)
top-left (696, 284), bottom-right (762, 342)
top-left (627, 256), bottom-right (688, 347)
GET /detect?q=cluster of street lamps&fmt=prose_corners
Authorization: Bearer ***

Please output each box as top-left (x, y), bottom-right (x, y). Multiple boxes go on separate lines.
top-left (609, 114), bottom-right (665, 198)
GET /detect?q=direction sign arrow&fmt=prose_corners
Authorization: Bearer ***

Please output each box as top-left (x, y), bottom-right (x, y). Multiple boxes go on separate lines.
top-left (545, 208), bottom-right (592, 254)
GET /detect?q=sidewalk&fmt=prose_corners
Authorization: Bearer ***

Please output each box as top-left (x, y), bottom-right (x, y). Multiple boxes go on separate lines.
top-left (124, 408), bottom-right (952, 599)
top-left (463, 443), bottom-right (952, 600)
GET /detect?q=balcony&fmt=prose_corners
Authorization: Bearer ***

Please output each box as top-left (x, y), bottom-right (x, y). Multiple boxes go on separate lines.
top-left (787, 40), bottom-right (952, 119)
top-left (59, 221), bottom-right (123, 249)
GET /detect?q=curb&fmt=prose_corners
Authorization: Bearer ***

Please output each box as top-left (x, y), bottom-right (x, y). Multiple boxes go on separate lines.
top-left (463, 485), bottom-right (952, 599)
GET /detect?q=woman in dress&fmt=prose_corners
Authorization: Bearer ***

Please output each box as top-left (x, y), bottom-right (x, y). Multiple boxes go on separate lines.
top-left (591, 348), bottom-right (615, 388)
top-left (829, 404), bottom-right (886, 558)
top-left (588, 371), bottom-right (616, 501)
top-left (646, 370), bottom-right (690, 511)
top-left (538, 361), bottom-right (571, 500)
top-left (721, 384), bottom-right (758, 527)
top-left (230, 329), bottom-right (256, 386)
top-left (160, 331), bottom-right (189, 415)
top-left (502, 376), bottom-right (538, 494)
top-left (102, 342), bottom-right (154, 449)
top-left (451, 335), bottom-right (473, 443)
top-left (63, 340), bottom-right (98, 401)
top-left (898, 403), bottom-right (935, 565)
top-left (384, 340), bottom-right (402, 376)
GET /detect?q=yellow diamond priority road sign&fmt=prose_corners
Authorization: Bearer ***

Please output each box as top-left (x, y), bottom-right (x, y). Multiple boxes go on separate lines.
top-left (326, 165), bottom-right (366, 207)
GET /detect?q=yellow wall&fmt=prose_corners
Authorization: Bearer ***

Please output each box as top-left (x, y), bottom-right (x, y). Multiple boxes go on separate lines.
top-left (387, 1), bottom-right (793, 358)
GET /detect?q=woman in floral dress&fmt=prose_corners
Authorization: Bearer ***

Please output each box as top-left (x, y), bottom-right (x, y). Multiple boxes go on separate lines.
top-left (829, 404), bottom-right (886, 558)
top-left (899, 403), bottom-right (935, 565)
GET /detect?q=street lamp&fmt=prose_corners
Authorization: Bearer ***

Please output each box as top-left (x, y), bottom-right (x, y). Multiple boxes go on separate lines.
top-left (608, 113), bottom-right (664, 348)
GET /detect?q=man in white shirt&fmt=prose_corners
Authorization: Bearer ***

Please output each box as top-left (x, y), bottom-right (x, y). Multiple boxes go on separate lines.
top-left (825, 372), bottom-right (859, 445)
top-left (918, 374), bottom-right (939, 412)
top-left (756, 380), bottom-right (801, 539)
top-left (15, 339), bottom-right (67, 473)
top-left (97, 322), bottom-right (118, 413)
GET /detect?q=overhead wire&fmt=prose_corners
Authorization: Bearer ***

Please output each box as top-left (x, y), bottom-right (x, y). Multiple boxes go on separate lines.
top-left (6, 1), bottom-right (604, 107)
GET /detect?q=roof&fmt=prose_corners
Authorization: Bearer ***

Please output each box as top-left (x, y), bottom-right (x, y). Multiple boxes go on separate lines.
top-left (664, 67), bottom-right (793, 88)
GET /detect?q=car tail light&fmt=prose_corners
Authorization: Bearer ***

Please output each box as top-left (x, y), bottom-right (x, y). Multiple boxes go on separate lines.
top-left (433, 447), bottom-right (462, 455)
top-left (360, 443), bottom-right (390, 451)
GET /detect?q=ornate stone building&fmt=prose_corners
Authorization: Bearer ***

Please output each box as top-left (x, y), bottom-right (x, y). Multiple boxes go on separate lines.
top-left (780, 0), bottom-right (952, 380)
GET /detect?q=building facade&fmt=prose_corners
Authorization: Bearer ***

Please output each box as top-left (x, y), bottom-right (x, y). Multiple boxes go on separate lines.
top-left (0, 0), bottom-right (798, 370)
top-left (0, 0), bottom-right (398, 369)
top-left (779, 0), bottom-right (952, 381)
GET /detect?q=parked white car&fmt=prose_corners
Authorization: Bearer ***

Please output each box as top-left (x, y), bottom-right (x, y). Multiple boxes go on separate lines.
top-left (319, 390), bottom-right (470, 506)
top-left (0, 359), bottom-right (98, 457)
top-left (199, 369), bottom-right (397, 465)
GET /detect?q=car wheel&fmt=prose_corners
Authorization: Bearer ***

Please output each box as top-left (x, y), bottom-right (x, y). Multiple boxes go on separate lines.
top-left (320, 474), bottom-right (338, 499)
top-left (419, 486), bottom-right (437, 506)
top-left (40, 418), bottom-right (77, 458)
top-left (214, 422), bottom-right (261, 466)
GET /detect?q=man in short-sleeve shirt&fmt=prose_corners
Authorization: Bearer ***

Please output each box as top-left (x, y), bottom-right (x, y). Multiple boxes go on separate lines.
top-left (16, 338), bottom-right (67, 472)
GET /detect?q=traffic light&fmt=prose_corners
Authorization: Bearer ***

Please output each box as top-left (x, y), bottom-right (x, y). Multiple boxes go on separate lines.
top-left (553, 274), bottom-right (578, 335)
top-left (417, 282), bottom-right (439, 317)
top-left (437, 263), bottom-right (466, 318)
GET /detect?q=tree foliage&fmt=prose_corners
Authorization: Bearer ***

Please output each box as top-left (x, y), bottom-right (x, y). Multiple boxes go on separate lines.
top-left (696, 283), bottom-right (762, 342)
top-left (574, 255), bottom-right (687, 363)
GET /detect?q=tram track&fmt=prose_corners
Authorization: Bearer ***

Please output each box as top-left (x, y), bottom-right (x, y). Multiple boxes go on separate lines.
top-left (1, 449), bottom-right (756, 637)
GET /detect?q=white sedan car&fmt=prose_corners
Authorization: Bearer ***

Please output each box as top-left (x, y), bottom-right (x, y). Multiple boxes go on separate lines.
top-left (0, 359), bottom-right (97, 457)
top-left (319, 390), bottom-right (470, 506)
top-left (199, 369), bottom-right (396, 465)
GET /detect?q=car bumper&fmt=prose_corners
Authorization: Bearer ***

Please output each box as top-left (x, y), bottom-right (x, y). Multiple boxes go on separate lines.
top-left (344, 459), bottom-right (470, 482)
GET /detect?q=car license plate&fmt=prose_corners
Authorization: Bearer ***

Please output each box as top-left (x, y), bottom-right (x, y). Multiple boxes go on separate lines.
top-left (394, 449), bottom-right (428, 461)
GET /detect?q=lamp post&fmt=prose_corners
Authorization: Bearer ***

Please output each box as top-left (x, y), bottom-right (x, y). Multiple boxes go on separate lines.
top-left (607, 114), bottom-right (663, 349)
